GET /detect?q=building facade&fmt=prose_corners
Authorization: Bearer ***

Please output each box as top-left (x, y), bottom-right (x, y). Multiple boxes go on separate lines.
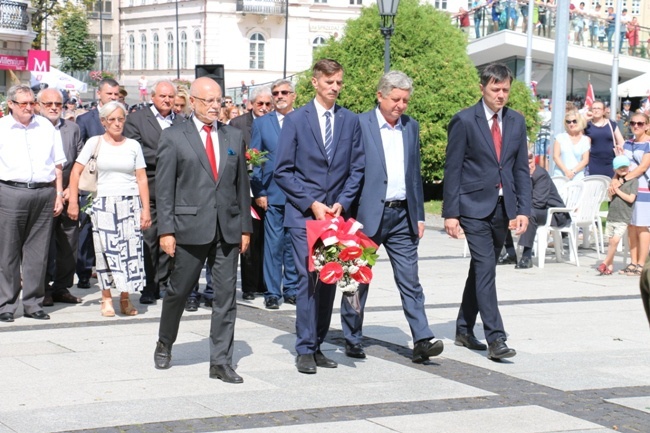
top-left (0, 0), bottom-right (36, 94)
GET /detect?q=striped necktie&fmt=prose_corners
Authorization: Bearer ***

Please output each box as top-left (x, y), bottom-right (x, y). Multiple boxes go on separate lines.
top-left (324, 111), bottom-right (333, 161)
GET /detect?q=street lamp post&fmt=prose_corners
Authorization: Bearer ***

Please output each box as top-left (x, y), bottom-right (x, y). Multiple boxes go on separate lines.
top-left (175, 0), bottom-right (180, 79)
top-left (377, 0), bottom-right (400, 74)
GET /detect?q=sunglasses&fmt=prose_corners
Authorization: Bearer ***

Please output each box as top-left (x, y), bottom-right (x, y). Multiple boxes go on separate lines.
top-left (272, 90), bottom-right (293, 97)
top-left (11, 100), bottom-right (37, 108)
top-left (255, 101), bottom-right (273, 107)
top-left (565, 119), bottom-right (578, 124)
top-left (41, 102), bottom-right (63, 108)
top-left (630, 121), bottom-right (647, 127)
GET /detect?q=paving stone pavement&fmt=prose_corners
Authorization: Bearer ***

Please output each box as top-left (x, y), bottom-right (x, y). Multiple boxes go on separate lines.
top-left (0, 217), bottom-right (649, 433)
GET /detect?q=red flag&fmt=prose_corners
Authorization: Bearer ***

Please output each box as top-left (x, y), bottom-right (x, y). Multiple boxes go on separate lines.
top-left (585, 82), bottom-right (595, 109)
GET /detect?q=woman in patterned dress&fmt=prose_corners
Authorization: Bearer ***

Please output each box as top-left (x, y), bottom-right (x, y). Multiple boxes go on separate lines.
top-left (68, 101), bottom-right (151, 316)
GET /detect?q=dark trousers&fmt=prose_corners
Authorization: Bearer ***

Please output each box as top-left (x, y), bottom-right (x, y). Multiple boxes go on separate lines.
top-left (518, 207), bottom-right (547, 249)
top-left (46, 206), bottom-right (79, 295)
top-left (0, 184), bottom-right (54, 314)
top-left (240, 203), bottom-right (264, 294)
top-left (341, 206), bottom-right (433, 345)
top-left (288, 226), bottom-right (337, 355)
top-left (641, 257), bottom-right (650, 328)
top-left (458, 200), bottom-right (508, 344)
top-left (142, 193), bottom-right (171, 299)
top-left (158, 231), bottom-right (239, 365)
top-left (263, 204), bottom-right (298, 301)
top-left (76, 193), bottom-right (95, 281)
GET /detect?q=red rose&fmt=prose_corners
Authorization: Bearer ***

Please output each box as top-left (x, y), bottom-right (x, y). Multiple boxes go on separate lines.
top-left (339, 246), bottom-right (363, 261)
top-left (251, 148), bottom-right (260, 154)
top-left (245, 151), bottom-right (251, 160)
top-left (319, 262), bottom-right (343, 284)
top-left (351, 266), bottom-right (372, 284)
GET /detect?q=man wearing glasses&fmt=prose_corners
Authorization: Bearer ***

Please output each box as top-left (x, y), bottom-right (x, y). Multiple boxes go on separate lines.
top-left (0, 84), bottom-right (66, 322)
top-left (230, 86), bottom-right (274, 300)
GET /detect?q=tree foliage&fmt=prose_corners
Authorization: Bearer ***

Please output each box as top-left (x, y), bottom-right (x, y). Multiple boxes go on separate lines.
top-left (294, 0), bottom-right (540, 181)
top-left (31, 0), bottom-right (62, 50)
top-left (54, 3), bottom-right (97, 73)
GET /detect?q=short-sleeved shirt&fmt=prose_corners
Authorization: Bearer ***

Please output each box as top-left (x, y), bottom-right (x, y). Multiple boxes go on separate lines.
top-left (607, 178), bottom-right (638, 223)
top-left (77, 136), bottom-right (146, 197)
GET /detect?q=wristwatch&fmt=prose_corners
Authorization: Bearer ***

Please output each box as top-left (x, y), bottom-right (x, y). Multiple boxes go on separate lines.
top-left (57, 191), bottom-right (64, 197)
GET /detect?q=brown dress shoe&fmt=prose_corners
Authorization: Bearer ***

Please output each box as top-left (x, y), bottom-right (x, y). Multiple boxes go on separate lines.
top-left (52, 292), bottom-right (82, 304)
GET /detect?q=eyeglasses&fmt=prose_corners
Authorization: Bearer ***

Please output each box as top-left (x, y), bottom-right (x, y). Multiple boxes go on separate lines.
top-left (272, 90), bottom-right (293, 97)
top-left (255, 101), bottom-right (273, 107)
top-left (630, 121), bottom-right (647, 127)
top-left (11, 100), bottom-right (37, 108)
top-left (105, 117), bottom-right (126, 123)
top-left (192, 95), bottom-right (220, 106)
top-left (40, 102), bottom-right (63, 108)
top-left (591, 107), bottom-right (603, 111)
top-left (565, 119), bottom-right (578, 124)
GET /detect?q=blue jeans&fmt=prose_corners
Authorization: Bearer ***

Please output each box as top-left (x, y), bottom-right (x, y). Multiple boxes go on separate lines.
top-left (606, 26), bottom-right (615, 51)
top-left (475, 18), bottom-right (482, 38)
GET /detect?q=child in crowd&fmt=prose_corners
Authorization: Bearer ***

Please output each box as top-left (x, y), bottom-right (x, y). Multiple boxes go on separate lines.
top-left (598, 155), bottom-right (638, 275)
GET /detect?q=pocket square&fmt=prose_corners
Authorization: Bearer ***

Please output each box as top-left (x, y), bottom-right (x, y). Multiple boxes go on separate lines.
top-left (228, 148), bottom-right (236, 156)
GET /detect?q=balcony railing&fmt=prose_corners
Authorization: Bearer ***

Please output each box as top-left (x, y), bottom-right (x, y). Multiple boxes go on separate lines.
top-left (236, 0), bottom-right (286, 16)
top-left (0, 0), bottom-right (29, 31)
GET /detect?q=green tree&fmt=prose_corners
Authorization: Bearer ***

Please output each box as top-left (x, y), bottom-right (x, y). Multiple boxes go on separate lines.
top-left (31, 0), bottom-right (62, 50)
top-left (54, 3), bottom-right (97, 73)
top-left (294, 0), bottom-right (539, 181)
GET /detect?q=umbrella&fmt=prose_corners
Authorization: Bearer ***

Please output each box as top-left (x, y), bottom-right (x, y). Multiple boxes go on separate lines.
top-left (30, 67), bottom-right (88, 93)
top-left (618, 72), bottom-right (650, 98)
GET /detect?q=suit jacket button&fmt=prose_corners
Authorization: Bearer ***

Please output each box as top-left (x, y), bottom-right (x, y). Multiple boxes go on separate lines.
top-left (384, 181), bottom-right (387, 184)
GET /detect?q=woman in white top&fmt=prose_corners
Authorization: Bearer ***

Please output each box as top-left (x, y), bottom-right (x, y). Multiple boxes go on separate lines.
top-left (68, 101), bottom-right (151, 317)
top-left (553, 110), bottom-right (591, 181)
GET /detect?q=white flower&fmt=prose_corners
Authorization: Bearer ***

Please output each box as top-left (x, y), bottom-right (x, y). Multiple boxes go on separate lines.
top-left (348, 265), bottom-right (359, 274)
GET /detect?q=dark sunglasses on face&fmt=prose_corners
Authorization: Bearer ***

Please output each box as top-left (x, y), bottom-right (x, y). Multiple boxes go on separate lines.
top-left (255, 101), bottom-right (272, 107)
top-left (565, 119), bottom-right (578, 124)
top-left (630, 121), bottom-right (647, 127)
top-left (272, 90), bottom-right (293, 97)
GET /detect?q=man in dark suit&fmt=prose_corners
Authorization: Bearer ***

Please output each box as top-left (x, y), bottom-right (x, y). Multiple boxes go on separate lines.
top-left (275, 59), bottom-right (365, 374)
top-left (250, 79), bottom-right (299, 309)
top-left (75, 78), bottom-right (120, 289)
top-left (124, 79), bottom-right (178, 305)
top-left (37, 88), bottom-right (84, 306)
top-left (230, 86), bottom-right (273, 300)
top-left (343, 71), bottom-right (443, 363)
top-left (442, 63), bottom-right (531, 360)
top-left (153, 77), bottom-right (253, 384)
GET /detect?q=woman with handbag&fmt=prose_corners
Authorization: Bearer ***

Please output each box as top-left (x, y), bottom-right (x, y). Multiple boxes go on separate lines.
top-left (584, 100), bottom-right (625, 177)
top-left (68, 101), bottom-right (151, 317)
top-left (612, 112), bottom-right (650, 276)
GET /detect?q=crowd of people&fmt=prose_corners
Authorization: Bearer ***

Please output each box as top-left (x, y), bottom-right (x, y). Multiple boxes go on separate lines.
top-left (1, 60), bottom-right (649, 383)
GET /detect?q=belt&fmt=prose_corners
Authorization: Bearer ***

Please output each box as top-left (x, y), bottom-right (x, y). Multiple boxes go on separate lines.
top-left (0, 180), bottom-right (53, 189)
top-left (384, 200), bottom-right (407, 208)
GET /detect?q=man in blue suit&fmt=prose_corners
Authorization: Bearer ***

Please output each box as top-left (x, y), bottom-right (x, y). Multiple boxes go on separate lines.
top-left (250, 79), bottom-right (299, 310)
top-left (275, 59), bottom-right (365, 374)
top-left (342, 71), bottom-right (443, 363)
top-left (74, 78), bottom-right (120, 289)
top-left (442, 63), bottom-right (531, 360)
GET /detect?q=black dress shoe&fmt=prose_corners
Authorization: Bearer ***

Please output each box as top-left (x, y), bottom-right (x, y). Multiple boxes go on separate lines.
top-left (345, 343), bottom-right (366, 359)
top-left (488, 337), bottom-right (516, 360)
top-left (412, 339), bottom-right (444, 363)
top-left (515, 257), bottom-right (533, 269)
top-left (209, 364), bottom-right (243, 383)
top-left (154, 340), bottom-right (172, 369)
top-left (77, 279), bottom-right (91, 289)
top-left (140, 293), bottom-right (156, 305)
top-left (454, 333), bottom-right (487, 351)
top-left (24, 310), bottom-right (50, 320)
top-left (314, 350), bottom-right (338, 368)
top-left (265, 297), bottom-right (279, 309)
top-left (185, 297), bottom-right (199, 312)
top-left (204, 298), bottom-right (213, 308)
top-left (242, 292), bottom-right (255, 300)
top-left (284, 296), bottom-right (297, 305)
top-left (296, 354), bottom-right (317, 374)
top-left (0, 312), bottom-right (14, 323)
top-left (497, 253), bottom-right (517, 265)
top-left (52, 292), bottom-right (82, 304)
top-left (43, 294), bottom-right (54, 307)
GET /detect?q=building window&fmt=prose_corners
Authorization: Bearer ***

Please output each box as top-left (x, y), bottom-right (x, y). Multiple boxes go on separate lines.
top-left (153, 33), bottom-right (159, 69)
top-left (128, 34), bottom-right (135, 69)
top-left (93, 0), bottom-right (112, 15)
top-left (167, 32), bottom-right (174, 69)
top-left (180, 31), bottom-right (187, 69)
top-left (349, 0), bottom-right (361, 4)
top-left (603, 0), bottom-right (613, 7)
top-left (140, 33), bottom-right (147, 69)
top-left (249, 33), bottom-right (265, 69)
top-left (194, 30), bottom-right (201, 64)
top-left (631, 0), bottom-right (640, 14)
top-left (314, 0), bottom-right (327, 3)
top-left (312, 36), bottom-right (326, 52)
top-left (434, 0), bottom-right (447, 9)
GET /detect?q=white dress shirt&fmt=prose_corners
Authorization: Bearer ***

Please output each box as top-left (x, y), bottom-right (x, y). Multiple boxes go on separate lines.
top-left (313, 99), bottom-right (335, 149)
top-left (482, 100), bottom-right (503, 195)
top-left (376, 107), bottom-right (406, 201)
top-left (0, 114), bottom-right (66, 183)
top-left (192, 115), bottom-right (220, 169)
top-left (150, 105), bottom-right (175, 130)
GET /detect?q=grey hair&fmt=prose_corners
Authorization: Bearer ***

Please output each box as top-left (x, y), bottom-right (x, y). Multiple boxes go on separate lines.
top-left (377, 71), bottom-right (413, 96)
top-left (251, 85), bottom-right (273, 102)
top-left (8, 84), bottom-right (34, 101)
top-left (98, 101), bottom-right (127, 119)
top-left (36, 88), bottom-right (64, 102)
top-left (271, 79), bottom-right (295, 92)
top-left (151, 79), bottom-right (177, 96)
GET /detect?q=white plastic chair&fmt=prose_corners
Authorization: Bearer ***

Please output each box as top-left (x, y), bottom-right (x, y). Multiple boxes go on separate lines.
top-left (577, 176), bottom-right (610, 258)
top-left (551, 175), bottom-right (570, 203)
top-left (536, 182), bottom-right (583, 268)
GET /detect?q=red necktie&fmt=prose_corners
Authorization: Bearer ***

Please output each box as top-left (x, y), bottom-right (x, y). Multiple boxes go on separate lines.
top-left (491, 113), bottom-right (502, 161)
top-left (202, 124), bottom-right (218, 180)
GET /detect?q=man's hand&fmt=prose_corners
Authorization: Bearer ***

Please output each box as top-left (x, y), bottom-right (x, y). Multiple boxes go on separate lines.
top-left (61, 187), bottom-right (70, 204)
top-left (255, 196), bottom-right (268, 211)
top-left (329, 203), bottom-right (343, 217)
top-left (53, 196), bottom-right (64, 217)
top-left (444, 218), bottom-right (461, 239)
top-left (160, 234), bottom-right (176, 257)
top-left (310, 201), bottom-right (332, 220)
top-left (418, 222), bottom-right (425, 239)
top-left (513, 215), bottom-right (529, 235)
top-left (240, 233), bottom-right (251, 254)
